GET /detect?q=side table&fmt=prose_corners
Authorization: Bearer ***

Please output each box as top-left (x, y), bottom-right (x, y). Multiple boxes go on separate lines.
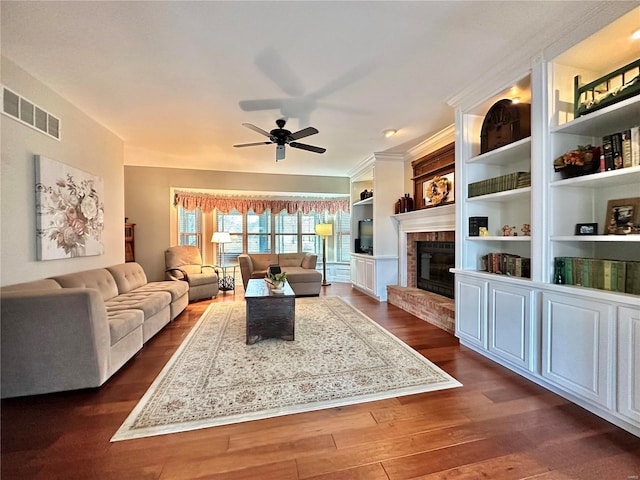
top-left (215, 264), bottom-right (237, 293)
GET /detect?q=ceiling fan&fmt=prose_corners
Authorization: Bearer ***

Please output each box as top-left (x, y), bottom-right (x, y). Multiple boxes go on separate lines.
top-left (233, 118), bottom-right (326, 161)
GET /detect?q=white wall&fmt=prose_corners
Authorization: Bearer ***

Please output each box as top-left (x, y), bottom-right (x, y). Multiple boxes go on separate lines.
top-left (1, 57), bottom-right (124, 286)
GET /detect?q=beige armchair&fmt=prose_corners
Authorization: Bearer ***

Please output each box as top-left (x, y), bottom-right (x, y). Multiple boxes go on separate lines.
top-left (165, 246), bottom-right (219, 301)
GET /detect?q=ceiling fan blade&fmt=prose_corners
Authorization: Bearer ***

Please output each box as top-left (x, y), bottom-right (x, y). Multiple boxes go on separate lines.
top-left (289, 142), bottom-right (326, 154)
top-left (239, 99), bottom-right (285, 112)
top-left (288, 126), bottom-right (319, 141)
top-left (242, 123), bottom-right (271, 137)
top-left (233, 141), bottom-right (273, 148)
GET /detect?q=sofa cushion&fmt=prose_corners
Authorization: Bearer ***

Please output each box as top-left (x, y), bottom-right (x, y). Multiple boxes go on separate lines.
top-left (283, 266), bottom-right (322, 283)
top-left (107, 263), bottom-right (148, 294)
top-left (251, 254), bottom-right (279, 271)
top-left (301, 254), bottom-right (318, 269)
top-left (52, 269), bottom-right (119, 301)
top-left (108, 310), bottom-right (144, 346)
top-left (186, 272), bottom-right (218, 288)
top-left (136, 281), bottom-right (189, 302)
top-left (278, 253), bottom-right (304, 267)
top-left (106, 291), bottom-right (171, 318)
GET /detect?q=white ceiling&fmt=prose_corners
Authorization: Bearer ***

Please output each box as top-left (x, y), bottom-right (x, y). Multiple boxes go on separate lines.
top-left (2, 1), bottom-right (637, 177)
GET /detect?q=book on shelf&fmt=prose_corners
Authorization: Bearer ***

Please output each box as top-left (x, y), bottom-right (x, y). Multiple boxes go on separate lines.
top-left (631, 126), bottom-right (640, 167)
top-left (602, 135), bottom-right (614, 171)
top-left (481, 252), bottom-right (530, 278)
top-left (626, 262), bottom-right (640, 295)
top-left (468, 172), bottom-right (530, 198)
top-left (554, 257), bottom-right (639, 294)
top-left (621, 129), bottom-right (632, 168)
top-left (611, 132), bottom-right (623, 169)
top-left (600, 127), bottom-right (640, 171)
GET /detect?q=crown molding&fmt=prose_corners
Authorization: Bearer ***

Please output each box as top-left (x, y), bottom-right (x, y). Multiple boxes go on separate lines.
top-left (406, 124), bottom-right (455, 161)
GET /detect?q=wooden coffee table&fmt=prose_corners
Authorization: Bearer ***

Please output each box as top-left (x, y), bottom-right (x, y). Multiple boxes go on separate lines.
top-left (244, 279), bottom-right (295, 345)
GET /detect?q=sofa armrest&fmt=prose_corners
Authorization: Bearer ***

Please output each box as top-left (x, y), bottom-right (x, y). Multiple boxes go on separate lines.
top-left (238, 254), bottom-right (253, 289)
top-left (301, 253), bottom-right (318, 269)
top-left (1, 288), bottom-right (111, 398)
top-left (166, 267), bottom-right (189, 282)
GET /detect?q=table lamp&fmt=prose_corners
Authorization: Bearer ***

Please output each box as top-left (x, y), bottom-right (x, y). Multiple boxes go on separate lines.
top-left (315, 223), bottom-right (333, 286)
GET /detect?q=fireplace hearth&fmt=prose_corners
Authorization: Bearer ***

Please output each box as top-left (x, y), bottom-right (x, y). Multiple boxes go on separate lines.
top-left (416, 241), bottom-right (455, 299)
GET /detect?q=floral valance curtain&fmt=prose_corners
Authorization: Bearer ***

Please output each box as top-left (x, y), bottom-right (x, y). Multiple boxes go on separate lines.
top-left (174, 191), bottom-right (350, 215)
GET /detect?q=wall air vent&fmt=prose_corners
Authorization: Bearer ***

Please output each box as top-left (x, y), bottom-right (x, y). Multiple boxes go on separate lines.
top-left (2, 86), bottom-right (60, 140)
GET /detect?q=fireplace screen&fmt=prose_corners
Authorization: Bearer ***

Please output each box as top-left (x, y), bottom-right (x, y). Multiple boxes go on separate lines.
top-left (416, 241), bottom-right (455, 299)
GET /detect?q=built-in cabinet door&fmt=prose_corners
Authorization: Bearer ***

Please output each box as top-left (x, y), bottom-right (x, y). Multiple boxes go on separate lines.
top-left (354, 257), bottom-right (366, 289)
top-left (455, 275), bottom-right (488, 349)
top-left (618, 306), bottom-right (640, 425)
top-left (364, 258), bottom-right (375, 292)
top-left (488, 282), bottom-right (535, 372)
top-left (541, 292), bottom-right (614, 409)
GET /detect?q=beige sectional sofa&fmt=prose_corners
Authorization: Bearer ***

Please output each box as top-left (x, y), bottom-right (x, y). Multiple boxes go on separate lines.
top-left (238, 253), bottom-right (322, 296)
top-left (0, 262), bottom-right (188, 398)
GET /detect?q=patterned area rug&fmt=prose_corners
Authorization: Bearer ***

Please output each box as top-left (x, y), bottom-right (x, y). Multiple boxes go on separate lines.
top-left (111, 296), bottom-right (461, 441)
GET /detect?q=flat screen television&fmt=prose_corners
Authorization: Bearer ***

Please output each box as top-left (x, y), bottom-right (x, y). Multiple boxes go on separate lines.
top-left (358, 219), bottom-right (373, 254)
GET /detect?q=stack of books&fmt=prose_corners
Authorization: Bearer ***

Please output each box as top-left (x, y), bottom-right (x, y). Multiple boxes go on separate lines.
top-left (481, 253), bottom-right (530, 278)
top-left (554, 257), bottom-right (640, 294)
top-left (602, 126), bottom-right (640, 171)
top-left (468, 171), bottom-right (531, 198)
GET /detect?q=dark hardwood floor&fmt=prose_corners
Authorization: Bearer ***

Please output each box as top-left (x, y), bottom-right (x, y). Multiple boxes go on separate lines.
top-left (2, 283), bottom-right (639, 479)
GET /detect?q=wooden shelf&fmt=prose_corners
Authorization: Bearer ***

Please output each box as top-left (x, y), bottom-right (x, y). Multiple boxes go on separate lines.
top-left (352, 197), bottom-right (373, 206)
top-left (551, 95), bottom-right (640, 137)
top-left (551, 235), bottom-right (640, 242)
top-left (467, 137), bottom-right (531, 166)
top-left (467, 186), bottom-right (531, 202)
top-left (550, 165), bottom-right (640, 189)
top-left (466, 235), bottom-right (531, 241)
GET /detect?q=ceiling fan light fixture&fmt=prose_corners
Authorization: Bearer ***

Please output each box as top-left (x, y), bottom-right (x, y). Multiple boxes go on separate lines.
top-left (383, 129), bottom-right (398, 138)
top-left (276, 144), bottom-right (286, 161)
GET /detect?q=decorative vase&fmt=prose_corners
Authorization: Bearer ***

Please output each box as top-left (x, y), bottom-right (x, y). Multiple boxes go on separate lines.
top-left (272, 281), bottom-right (285, 293)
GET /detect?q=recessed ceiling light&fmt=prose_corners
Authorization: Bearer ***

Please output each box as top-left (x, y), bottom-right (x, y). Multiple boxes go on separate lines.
top-left (383, 129), bottom-right (398, 138)
top-left (632, 28), bottom-right (640, 40)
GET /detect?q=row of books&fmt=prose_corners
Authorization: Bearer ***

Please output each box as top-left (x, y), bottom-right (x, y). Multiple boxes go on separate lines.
top-left (554, 257), bottom-right (640, 295)
top-left (602, 126), bottom-right (640, 171)
top-left (481, 253), bottom-right (531, 278)
top-left (468, 171), bottom-right (531, 198)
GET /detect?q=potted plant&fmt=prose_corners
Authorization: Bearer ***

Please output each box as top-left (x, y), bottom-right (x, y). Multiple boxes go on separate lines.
top-left (266, 271), bottom-right (287, 292)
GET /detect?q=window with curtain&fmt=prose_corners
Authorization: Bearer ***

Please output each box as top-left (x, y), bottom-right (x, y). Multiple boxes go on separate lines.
top-left (178, 206), bottom-right (202, 251)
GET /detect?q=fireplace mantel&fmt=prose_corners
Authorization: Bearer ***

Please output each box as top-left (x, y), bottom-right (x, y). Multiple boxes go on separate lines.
top-left (391, 204), bottom-right (456, 287)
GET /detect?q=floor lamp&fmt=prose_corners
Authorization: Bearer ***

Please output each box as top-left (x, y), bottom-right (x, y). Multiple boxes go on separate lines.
top-left (315, 223), bottom-right (332, 286)
top-left (211, 232), bottom-right (231, 266)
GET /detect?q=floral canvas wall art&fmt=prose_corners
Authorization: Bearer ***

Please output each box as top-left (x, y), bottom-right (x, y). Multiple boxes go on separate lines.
top-left (35, 155), bottom-right (105, 260)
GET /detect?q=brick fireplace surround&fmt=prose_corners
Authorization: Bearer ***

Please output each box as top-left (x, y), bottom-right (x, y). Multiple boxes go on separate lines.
top-left (388, 206), bottom-right (456, 334)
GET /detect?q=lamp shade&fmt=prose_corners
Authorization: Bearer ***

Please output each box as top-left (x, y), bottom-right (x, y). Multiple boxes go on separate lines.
top-left (211, 232), bottom-right (232, 243)
top-left (315, 223), bottom-right (333, 236)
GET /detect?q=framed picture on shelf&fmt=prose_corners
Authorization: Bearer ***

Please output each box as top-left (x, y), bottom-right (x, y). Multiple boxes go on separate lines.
top-left (605, 197), bottom-right (640, 235)
top-left (575, 223), bottom-right (598, 235)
